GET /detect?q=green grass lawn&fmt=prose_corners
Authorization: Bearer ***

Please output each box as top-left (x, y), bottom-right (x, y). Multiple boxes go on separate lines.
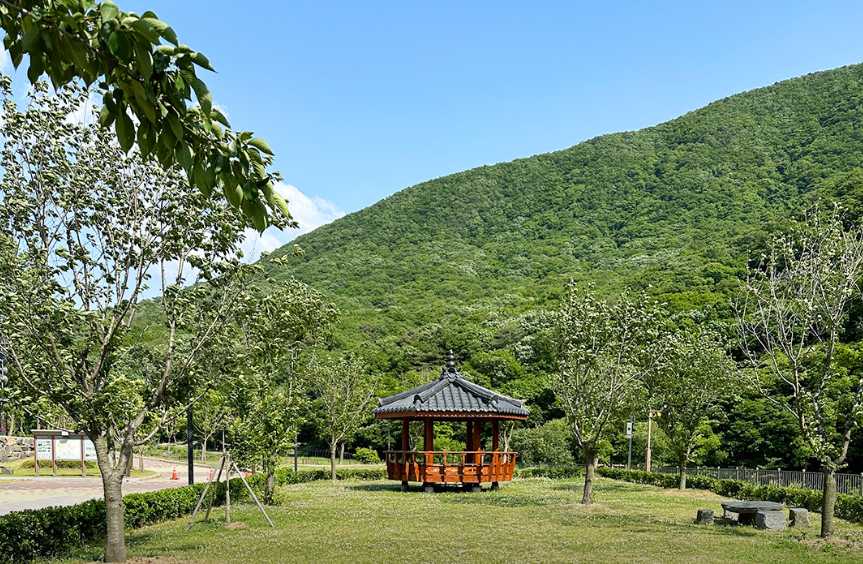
top-left (57, 477), bottom-right (863, 563)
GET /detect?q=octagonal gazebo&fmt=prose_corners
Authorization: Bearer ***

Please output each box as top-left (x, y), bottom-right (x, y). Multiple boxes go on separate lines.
top-left (374, 351), bottom-right (528, 492)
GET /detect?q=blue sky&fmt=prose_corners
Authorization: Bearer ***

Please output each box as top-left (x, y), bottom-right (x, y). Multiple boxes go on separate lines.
top-left (63, 1), bottom-right (863, 254)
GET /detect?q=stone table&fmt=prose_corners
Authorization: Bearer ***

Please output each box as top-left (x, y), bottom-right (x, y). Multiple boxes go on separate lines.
top-left (721, 500), bottom-right (786, 529)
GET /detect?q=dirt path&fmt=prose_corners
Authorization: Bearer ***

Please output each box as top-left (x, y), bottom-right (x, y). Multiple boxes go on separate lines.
top-left (0, 457), bottom-right (213, 515)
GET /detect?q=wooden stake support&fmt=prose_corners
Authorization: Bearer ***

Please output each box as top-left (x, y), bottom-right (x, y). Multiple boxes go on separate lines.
top-left (187, 446), bottom-right (274, 529)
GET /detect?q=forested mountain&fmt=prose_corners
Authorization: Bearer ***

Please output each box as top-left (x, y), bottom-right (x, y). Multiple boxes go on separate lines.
top-left (264, 63), bottom-right (863, 468)
top-left (269, 63), bottom-right (863, 372)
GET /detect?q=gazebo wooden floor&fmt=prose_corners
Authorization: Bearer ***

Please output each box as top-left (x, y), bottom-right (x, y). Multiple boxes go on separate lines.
top-left (385, 450), bottom-right (518, 484)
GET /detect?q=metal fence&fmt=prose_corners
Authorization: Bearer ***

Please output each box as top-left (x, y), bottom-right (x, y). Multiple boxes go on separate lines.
top-left (653, 466), bottom-right (863, 496)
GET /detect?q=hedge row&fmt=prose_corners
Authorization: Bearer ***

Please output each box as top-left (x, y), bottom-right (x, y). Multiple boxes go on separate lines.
top-left (0, 467), bottom-right (386, 563)
top-left (516, 465), bottom-right (584, 479)
top-left (597, 467), bottom-right (863, 524)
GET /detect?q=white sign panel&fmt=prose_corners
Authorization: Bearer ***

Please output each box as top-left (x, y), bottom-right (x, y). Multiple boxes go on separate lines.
top-left (83, 440), bottom-right (96, 461)
top-left (55, 437), bottom-right (80, 461)
top-left (625, 421), bottom-right (633, 438)
top-left (35, 438), bottom-right (52, 460)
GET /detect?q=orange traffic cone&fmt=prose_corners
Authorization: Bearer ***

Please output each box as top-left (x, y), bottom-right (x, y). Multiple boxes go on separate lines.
top-left (170, 466), bottom-right (178, 480)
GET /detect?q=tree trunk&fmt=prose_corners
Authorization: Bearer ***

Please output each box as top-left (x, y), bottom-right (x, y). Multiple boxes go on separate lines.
top-left (821, 467), bottom-right (837, 538)
top-left (678, 464), bottom-right (687, 490)
top-left (262, 456), bottom-right (275, 505)
top-left (330, 442), bottom-right (337, 482)
top-left (201, 438), bottom-right (208, 463)
top-left (582, 448), bottom-right (597, 505)
top-left (339, 442), bottom-right (345, 465)
top-left (92, 434), bottom-right (130, 562)
top-left (102, 473), bottom-right (126, 562)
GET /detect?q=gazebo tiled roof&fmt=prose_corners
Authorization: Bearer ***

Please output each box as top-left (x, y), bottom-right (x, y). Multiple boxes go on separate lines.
top-left (374, 351), bottom-right (529, 420)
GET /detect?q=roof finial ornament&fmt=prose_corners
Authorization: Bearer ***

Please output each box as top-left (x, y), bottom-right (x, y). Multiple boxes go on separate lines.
top-left (446, 349), bottom-right (457, 373)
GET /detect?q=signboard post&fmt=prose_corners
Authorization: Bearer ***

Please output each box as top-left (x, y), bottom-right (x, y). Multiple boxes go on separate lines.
top-left (626, 418), bottom-right (634, 470)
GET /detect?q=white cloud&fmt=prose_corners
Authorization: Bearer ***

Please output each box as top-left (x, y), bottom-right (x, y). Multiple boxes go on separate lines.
top-left (239, 183), bottom-right (344, 263)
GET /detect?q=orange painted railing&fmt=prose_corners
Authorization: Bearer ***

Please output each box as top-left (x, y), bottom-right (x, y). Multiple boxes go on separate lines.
top-left (384, 450), bottom-right (518, 484)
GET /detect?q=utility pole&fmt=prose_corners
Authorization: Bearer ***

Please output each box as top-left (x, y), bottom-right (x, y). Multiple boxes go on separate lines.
top-left (626, 416), bottom-right (634, 470)
top-left (187, 405), bottom-right (195, 485)
top-left (645, 410), bottom-right (653, 472)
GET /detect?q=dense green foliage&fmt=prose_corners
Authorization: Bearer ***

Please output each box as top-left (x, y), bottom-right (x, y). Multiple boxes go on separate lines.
top-left (260, 63), bottom-right (863, 469)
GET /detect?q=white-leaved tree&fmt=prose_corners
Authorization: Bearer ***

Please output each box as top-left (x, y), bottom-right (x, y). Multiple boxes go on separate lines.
top-left (0, 78), bottom-right (267, 561)
top-left (554, 283), bottom-right (664, 504)
top-left (735, 207), bottom-right (863, 538)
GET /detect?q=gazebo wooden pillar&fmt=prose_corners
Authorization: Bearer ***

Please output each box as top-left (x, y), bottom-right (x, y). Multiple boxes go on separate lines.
top-left (374, 351), bottom-right (529, 492)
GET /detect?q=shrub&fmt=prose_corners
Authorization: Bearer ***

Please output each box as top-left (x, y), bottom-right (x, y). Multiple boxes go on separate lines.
top-left (597, 467), bottom-right (863, 524)
top-left (510, 419), bottom-right (575, 467)
top-left (17, 459), bottom-right (98, 470)
top-left (0, 466), bottom-right (386, 562)
top-left (354, 447), bottom-right (381, 464)
top-left (517, 465), bottom-right (583, 479)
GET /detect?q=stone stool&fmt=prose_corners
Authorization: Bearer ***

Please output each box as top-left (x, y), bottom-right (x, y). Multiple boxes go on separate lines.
top-left (755, 509), bottom-right (786, 530)
top-left (789, 508), bottom-right (810, 528)
top-left (695, 509), bottom-right (714, 525)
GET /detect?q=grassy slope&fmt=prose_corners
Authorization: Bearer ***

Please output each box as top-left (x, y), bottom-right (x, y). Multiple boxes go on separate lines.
top-left (61, 478), bottom-right (863, 563)
top-left (264, 63), bottom-right (863, 372)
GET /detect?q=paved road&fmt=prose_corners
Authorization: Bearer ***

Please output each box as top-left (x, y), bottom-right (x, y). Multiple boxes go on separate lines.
top-left (0, 458), bottom-right (214, 515)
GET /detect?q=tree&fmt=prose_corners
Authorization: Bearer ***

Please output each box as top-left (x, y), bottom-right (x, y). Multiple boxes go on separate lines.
top-left (228, 279), bottom-right (337, 503)
top-left (645, 328), bottom-right (735, 489)
top-left (0, 80), bottom-right (247, 561)
top-left (735, 207), bottom-right (863, 538)
top-left (308, 354), bottom-right (378, 481)
top-left (0, 0), bottom-right (291, 228)
top-left (193, 388), bottom-right (229, 462)
top-left (553, 283), bottom-right (663, 504)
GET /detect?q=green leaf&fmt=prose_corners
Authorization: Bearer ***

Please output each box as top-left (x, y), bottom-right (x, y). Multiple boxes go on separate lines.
top-left (98, 105), bottom-right (114, 127)
top-left (132, 18), bottom-right (161, 45)
top-left (176, 142), bottom-right (193, 173)
top-left (133, 41), bottom-right (153, 80)
top-left (107, 30), bottom-right (131, 61)
top-left (211, 107), bottom-right (230, 127)
top-left (100, 2), bottom-right (120, 21)
top-left (129, 80), bottom-right (156, 123)
top-left (242, 197), bottom-right (268, 231)
top-left (190, 76), bottom-right (212, 114)
top-left (264, 184), bottom-right (292, 220)
top-left (223, 180), bottom-right (243, 208)
top-left (115, 110), bottom-right (135, 152)
top-left (166, 112), bottom-right (184, 141)
top-left (191, 52), bottom-right (215, 72)
top-left (249, 137), bottom-right (273, 155)
top-left (137, 121), bottom-right (154, 156)
top-left (141, 18), bottom-right (177, 45)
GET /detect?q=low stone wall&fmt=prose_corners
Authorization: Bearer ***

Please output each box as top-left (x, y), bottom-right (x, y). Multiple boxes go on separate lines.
top-left (0, 436), bottom-right (34, 462)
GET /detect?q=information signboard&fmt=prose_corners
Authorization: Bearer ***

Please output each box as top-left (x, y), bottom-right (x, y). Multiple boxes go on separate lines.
top-left (32, 431), bottom-right (97, 463)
